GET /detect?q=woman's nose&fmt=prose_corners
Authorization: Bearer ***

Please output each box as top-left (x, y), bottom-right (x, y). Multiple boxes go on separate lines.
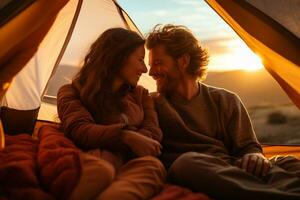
top-left (141, 62), bottom-right (148, 73)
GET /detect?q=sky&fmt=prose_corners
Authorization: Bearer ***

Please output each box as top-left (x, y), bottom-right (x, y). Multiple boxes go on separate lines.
top-left (118, 0), bottom-right (263, 72)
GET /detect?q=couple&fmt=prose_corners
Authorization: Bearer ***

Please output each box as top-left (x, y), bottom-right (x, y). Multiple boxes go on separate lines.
top-left (57, 25), bottom-right (300, 200)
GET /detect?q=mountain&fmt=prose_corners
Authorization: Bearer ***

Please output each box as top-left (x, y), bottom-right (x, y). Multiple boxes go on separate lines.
top-left (203, 69), bottom-right (292, 108)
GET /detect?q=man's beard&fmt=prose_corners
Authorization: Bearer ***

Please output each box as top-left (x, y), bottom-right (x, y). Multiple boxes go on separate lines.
top-left (157, 75), bottom-right (178, 94)
top-left (156, 65), bottom-right (181, 94)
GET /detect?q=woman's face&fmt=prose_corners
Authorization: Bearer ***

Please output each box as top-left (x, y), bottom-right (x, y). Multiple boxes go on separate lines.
top-left (118, 45), bottom-right (147, 87)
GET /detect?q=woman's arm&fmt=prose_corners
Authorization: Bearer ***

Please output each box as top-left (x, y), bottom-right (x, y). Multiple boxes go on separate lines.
top-left (57, 84), bottom-right (126, 150)
top-left (135, 88), bottom-right (163, 142)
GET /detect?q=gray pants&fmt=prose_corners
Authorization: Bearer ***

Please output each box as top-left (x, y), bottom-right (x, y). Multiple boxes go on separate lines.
top-left (168, 152), bottom-right (300, 200)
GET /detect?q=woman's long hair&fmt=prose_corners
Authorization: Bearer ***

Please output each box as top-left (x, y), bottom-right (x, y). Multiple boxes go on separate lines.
top-left (72, 28), bottom-right (144, 120)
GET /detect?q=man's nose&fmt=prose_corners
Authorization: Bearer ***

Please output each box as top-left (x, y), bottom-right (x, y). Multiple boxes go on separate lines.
top-left (149, 65), bottom-right (155, 76)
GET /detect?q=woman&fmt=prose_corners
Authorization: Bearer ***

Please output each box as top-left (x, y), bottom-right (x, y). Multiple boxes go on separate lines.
top-left (57, 28), bottom-right (166, 200)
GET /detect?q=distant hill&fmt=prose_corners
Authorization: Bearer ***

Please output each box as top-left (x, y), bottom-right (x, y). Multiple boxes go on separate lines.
top-left (45, 65), bottom-right (292, 109)
top-left (203, 69), bottom-right (292, 108)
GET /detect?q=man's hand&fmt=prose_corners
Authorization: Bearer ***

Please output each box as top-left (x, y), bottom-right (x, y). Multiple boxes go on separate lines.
top-left (122, 130), bottom-right (162, 157)
top-left (235, 153), bottom-right (271, 177)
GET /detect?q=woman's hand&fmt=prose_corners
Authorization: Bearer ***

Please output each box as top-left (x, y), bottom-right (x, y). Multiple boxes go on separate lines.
top-left (122, 130), bottom-right (162, 157)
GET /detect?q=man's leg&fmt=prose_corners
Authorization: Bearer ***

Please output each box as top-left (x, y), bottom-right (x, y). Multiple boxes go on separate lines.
top-left (270, 155), bottom-right (300, 176)
top-left (168, 152), bottom-right (300, 200)
top-left (97, 156), bottom-right (166, 200)
top-left (266, 155), bottom-right (300, 193)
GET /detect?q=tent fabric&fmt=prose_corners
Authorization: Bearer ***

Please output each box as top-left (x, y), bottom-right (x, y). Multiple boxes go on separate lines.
top-left (263, 145), bottom-right (300, 158)
top-left (38, 0), bottom-right (140, 121)
top-left (0, 120), bottom-right (4, 150)
top-left (245, 0), bottom-right (300, 39)
top-left (0, 0), bottom-right (79, 110)
top-left (0, 0), bottom-right (35, 27)
top-left (205, 0), bottom-right (300, 109)
top-left (0, 0), bottom-right (70, 100)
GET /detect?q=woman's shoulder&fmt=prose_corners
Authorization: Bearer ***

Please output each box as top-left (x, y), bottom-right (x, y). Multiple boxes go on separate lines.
top-left (57, 83), bottom-right (80, 99)
top-left (58, 83), bottom-right (72, 92)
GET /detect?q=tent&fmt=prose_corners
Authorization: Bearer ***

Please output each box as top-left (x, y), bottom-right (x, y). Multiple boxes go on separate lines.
top-left (0, 0), bottom-right (300, 165)
top-left (0, 0), bottom-right (146, 145)
top-left (206, 0), bottom-right (300, 109)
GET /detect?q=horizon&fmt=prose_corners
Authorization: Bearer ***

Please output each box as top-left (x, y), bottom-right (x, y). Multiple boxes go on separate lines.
top-left (118, 0), bottom-right (264, 72)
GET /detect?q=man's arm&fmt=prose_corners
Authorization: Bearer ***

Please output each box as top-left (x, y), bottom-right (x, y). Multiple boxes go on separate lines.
top-left (226, 93), bottom-right (262, 156)
top-left (225, 93), bottom-right (271, 177)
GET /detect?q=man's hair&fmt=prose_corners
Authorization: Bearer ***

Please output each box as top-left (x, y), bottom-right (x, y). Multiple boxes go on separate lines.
top-left (146, 24), bottom-right (209, 80)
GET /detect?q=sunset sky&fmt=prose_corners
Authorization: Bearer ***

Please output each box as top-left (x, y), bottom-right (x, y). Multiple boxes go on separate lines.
top-left (118, 0), bottom-right (264, 72)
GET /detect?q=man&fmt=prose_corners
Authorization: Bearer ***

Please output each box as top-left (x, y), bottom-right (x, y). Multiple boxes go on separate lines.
top-left (146, 24), bottom-right (300, 200)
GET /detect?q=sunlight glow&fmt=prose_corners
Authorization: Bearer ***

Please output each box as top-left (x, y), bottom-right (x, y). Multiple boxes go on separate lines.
top-left (207, 39), bottom-right (264, 72)
top-left (243, 53), bottom-right (264, 71)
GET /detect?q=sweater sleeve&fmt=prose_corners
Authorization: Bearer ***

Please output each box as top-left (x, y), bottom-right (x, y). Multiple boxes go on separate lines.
top-left (225, 93), bottom-right (262, 157)
top-left (136, 88), bottom-right (163, 142)
top-left (57, 84), bottom-right (126, 150)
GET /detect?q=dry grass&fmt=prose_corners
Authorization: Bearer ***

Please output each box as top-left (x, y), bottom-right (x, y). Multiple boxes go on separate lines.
top-left (249, 104), bottom-right (300, 145)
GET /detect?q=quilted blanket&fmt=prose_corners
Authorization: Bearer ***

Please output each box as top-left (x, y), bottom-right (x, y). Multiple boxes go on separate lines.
top-left (0, 124), bottom-right (211, 200)
top-left (0, 125), bottom-right (81, 200)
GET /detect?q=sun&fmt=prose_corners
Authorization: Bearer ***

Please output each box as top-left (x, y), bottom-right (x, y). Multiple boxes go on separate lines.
top-left (231, 41), bottom-right (264, 72)
top-left (243, 53), bottom-right (264, 72)
top-left (207, 39), bottom-right (264, 72)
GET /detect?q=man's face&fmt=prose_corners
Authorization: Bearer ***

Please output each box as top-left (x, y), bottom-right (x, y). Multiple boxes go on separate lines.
top-left (148, 45), bottom-right (181, 93)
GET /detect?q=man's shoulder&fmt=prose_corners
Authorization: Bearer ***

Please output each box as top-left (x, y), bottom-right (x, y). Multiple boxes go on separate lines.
top-left (200, 82), bottom-right (238, 100)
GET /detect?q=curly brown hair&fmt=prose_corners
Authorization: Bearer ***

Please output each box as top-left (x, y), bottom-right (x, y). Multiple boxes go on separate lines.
top-left (146, 24), bottom-right (209, 80)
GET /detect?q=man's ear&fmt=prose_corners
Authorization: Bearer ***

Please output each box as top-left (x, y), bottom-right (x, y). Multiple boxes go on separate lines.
top-left (177, 54), bottom-right (190, 72)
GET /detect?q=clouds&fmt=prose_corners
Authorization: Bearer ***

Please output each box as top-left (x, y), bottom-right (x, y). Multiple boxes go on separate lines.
top-left (170, 0), bottom-right (206, 6)
top-left (118, 0), bottom-right (234, 40)
top-left (118, 0), bottom-right (262, 71)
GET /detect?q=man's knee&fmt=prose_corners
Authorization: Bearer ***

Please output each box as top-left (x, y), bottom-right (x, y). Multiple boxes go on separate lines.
top-left (169, 152), bottom-right (211, 180)
top-left (270, 155), bottom-right (299, 163)
top-left (170, 152), bottom-right (197, 173)
top-left (270, 155), bottom-right (300, 171)
top-left (171, 152), bottom-right (217, 170)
